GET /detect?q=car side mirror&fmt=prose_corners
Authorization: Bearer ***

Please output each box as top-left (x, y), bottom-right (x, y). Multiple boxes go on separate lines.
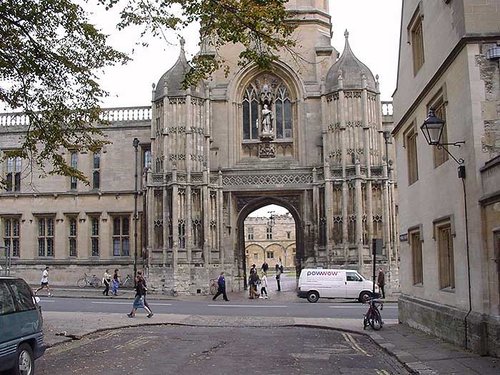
top-left (34, 296), bottom-right (41, 304)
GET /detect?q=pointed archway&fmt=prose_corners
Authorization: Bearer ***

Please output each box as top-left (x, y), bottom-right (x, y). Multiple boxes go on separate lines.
top-left (236, 196), bottom-right (304, 290)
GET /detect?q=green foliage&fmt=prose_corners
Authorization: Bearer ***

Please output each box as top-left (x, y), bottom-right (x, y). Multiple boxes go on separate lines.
top-left (1, 0), bottom-right (295, 182)
top-left (0, 0), bottom-right (129, 182)
top-left (101, 0), bottom-right (297, 85)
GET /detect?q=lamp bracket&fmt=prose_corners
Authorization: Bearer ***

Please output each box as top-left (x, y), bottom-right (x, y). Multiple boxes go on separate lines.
top-left (438, 141), bottom-right (465, 148)
top-left (436, 144), bottom-right (464, 165)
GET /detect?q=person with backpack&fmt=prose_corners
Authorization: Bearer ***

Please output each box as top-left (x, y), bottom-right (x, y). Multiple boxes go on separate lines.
top-left (212, 271), bottom-right (229, 301)
top-left (249, 270), bottom-right (260, 299)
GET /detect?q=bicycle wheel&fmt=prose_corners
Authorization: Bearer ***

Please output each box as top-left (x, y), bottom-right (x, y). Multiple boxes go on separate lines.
top-left (77, 278), bottom-right (87, 288)
top-left (92, 278), bottom-right (101, 288)
top-left (209, 282), bottom-right (217, 295)
top-left (369, 309), bottom-right (383, 330)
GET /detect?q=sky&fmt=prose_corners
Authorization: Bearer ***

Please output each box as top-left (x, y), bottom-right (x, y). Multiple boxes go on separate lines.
top-left (91, 0), bottom-right (402, 108)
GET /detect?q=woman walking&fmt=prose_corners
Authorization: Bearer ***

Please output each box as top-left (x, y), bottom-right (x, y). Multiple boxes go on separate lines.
top-left (127, 271), bottom-right (153, 318)
top-left (102, 269), bottom-right (111, 296)
top-left (111, 269), bottom-right (120, 296)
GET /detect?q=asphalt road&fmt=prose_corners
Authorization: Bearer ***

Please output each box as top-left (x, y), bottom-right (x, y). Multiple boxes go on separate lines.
top-left (36, 326), bottom-right (410, 375)
top-left (36, 297), bottom-right (398, 320)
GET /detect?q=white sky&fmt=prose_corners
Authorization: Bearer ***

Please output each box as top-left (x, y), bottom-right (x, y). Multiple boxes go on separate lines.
top-left (91, 0), bottom-right (402, 108)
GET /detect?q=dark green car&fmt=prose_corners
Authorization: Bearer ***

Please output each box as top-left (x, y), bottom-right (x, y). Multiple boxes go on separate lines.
top-left (0, 277), bottom-right (45, 375)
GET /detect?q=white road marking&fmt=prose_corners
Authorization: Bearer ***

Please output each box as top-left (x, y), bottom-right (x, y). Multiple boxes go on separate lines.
top-left (92, 301), bottom-right (172, 306)
top-left (208, 304), bottom-right (288, 308)
top-left (38, 299), bottom-right (56, 302)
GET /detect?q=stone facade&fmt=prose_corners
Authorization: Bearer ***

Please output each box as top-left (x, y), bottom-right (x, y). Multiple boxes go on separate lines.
top-left (244, 214), bottom-right (297, 271)
top-left (0, 1), bottom-right (397, 297)
top-left (392, 0), bottom-right (500, 357)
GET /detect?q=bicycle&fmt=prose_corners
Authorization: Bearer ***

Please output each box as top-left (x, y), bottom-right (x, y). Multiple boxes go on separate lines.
top-left (209, 278), bottom-right (218, 295)
top-left (120, 274), bottom-right (132, 288)
top-left (77, 273), bottom-right (101, 288)
top-left (363, 298), bottom-right (384, 330)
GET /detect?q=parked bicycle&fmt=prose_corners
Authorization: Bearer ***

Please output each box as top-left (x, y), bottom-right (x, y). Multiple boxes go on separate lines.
top-left (77, 273), bottom-right (101, 288)
top-left (209, 278), bottom-right (218, 295)
top-left (363, 298), bottom-right (384, 330)
top-left (120, 274), bottom-right (132, 288)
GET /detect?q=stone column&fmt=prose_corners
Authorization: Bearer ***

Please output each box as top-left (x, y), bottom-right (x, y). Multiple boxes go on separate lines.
top-left (172, 167), bottom-right (178, 268)
top-left (202, 168), bottom-right (209, 267)
top-left (354, 162), bottom-right (364, 267)
top-left (362, 77), bottom-right (374, 247)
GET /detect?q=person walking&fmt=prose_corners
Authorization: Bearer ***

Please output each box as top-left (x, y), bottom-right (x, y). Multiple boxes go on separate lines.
top-left (35, 266), bottom-right (51, 296)
top-left (261, 261), bottom-right (269, 273)
top-left (275, 262), bottom-right (283, 291)
top-left (139, 272), bottom-right (152, 311)
top-left (249, 264), bottom-right (257, 275)
top-left (127, 271), bottom-right (154, 318)
top-left (212, 272), bottom-right (229, 301)
top-left (111, 269), bottom-right (120, 296)
top-left (102, 269), bottom-right (111, 296)
top-left (259, 272), bottom-right (268, 299)
top-left (377, 268), bottom-right (386, 299)
top-left (249, 271), bottom-right (260, 299)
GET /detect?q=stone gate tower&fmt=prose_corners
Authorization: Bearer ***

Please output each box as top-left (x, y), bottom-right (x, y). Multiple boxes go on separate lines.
top-left (145, 0), bottom-right (396, 294)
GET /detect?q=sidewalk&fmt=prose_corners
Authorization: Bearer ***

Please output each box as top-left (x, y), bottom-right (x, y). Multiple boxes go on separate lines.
top-left (39, 286), bottom-right (499, 375)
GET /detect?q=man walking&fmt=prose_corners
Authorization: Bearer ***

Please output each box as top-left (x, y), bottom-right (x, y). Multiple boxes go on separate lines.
top-left (377, 268), bottom-right (386, 299)
top-left (35, 266), bottom-right (51, 296)
top-left (212, 272), bottom-right (229, 301)
top-left (275, 261), bottom-right (283, 291)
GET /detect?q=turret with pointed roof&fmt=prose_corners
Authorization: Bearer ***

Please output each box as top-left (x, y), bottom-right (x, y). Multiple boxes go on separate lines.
top-left (325, 30), bottom-right (378, 93)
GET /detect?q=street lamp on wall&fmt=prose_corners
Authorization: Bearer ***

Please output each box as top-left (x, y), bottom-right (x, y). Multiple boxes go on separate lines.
top-left (420, 108), bottom-right (472, 349)
top-left (420, 109), bottom-right (466, 178)
top-left (132, 138), bottom-right (140, 282)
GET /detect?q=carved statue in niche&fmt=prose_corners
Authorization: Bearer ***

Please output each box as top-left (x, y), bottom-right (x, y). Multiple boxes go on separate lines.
top-left (261, 103), bottom-right (273, 134)
top-left (259, 83), bottom-right (275, 141)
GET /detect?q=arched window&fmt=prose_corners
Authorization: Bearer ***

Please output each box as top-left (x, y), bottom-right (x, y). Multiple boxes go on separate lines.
top-left (241, 74), bottom-right (293, 141)
top-left (275, 85), bottom-right (293, 139)
top-left (242, 87), bottom-right (259, 140)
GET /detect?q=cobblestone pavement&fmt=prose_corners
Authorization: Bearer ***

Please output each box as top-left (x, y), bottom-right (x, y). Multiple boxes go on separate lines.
top-left (36, 326), bottom-right (410, 375)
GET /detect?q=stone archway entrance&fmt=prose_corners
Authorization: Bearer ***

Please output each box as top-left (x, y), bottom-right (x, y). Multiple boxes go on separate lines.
top-left (235, 194), bottom-right (305, 291)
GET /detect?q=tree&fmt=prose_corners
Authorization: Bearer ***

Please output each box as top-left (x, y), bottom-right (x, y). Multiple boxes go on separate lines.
top-left (0, 0), bottom-right (295, 182)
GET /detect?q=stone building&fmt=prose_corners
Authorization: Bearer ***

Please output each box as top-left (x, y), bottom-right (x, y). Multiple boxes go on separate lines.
top-left (244, 213), bottom-right (296, 271)
top-left (1, 1), bottom-right (396, 295)
top-left (392, 0), bottom-right (499, 356)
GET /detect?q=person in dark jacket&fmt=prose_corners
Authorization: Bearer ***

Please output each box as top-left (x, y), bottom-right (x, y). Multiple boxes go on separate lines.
top-left (212, 272), bottom-right (229, 301)
top-left (127, 271), bottom-right (154, 318)
top-left (377, 268), bottom-right (386, 299)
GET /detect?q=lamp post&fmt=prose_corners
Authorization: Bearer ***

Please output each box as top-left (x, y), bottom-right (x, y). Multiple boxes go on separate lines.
top-left (420, 109), bottom-right (471, 348)
top-left (132, 138), bottom-right (140, 282)
top-left (267, 210), bottom-right (275, 227)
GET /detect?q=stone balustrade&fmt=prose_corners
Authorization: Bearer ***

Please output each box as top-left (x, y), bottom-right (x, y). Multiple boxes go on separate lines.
top-left (0, 106), bottom-right (152, 127)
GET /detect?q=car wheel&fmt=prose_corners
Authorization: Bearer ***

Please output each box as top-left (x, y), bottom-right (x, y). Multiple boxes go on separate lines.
top-left (307, 291), bottom-right (319, 303)
top-left (359, 291), bottom-right (371, 303)
top-left (14, 343), bottom-right (34, 375)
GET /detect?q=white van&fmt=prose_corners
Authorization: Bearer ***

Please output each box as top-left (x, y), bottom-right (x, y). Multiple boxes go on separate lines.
top-left (297, 269), bottom-right (378, 303)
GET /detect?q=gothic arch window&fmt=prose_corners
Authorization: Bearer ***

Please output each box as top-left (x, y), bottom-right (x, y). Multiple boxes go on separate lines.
top-left (275, 85), bottom-right (293, 139)
top-left (242, 87), bottom-right (259, 140)
top-left (241, 74), bottom-right (294, 141)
